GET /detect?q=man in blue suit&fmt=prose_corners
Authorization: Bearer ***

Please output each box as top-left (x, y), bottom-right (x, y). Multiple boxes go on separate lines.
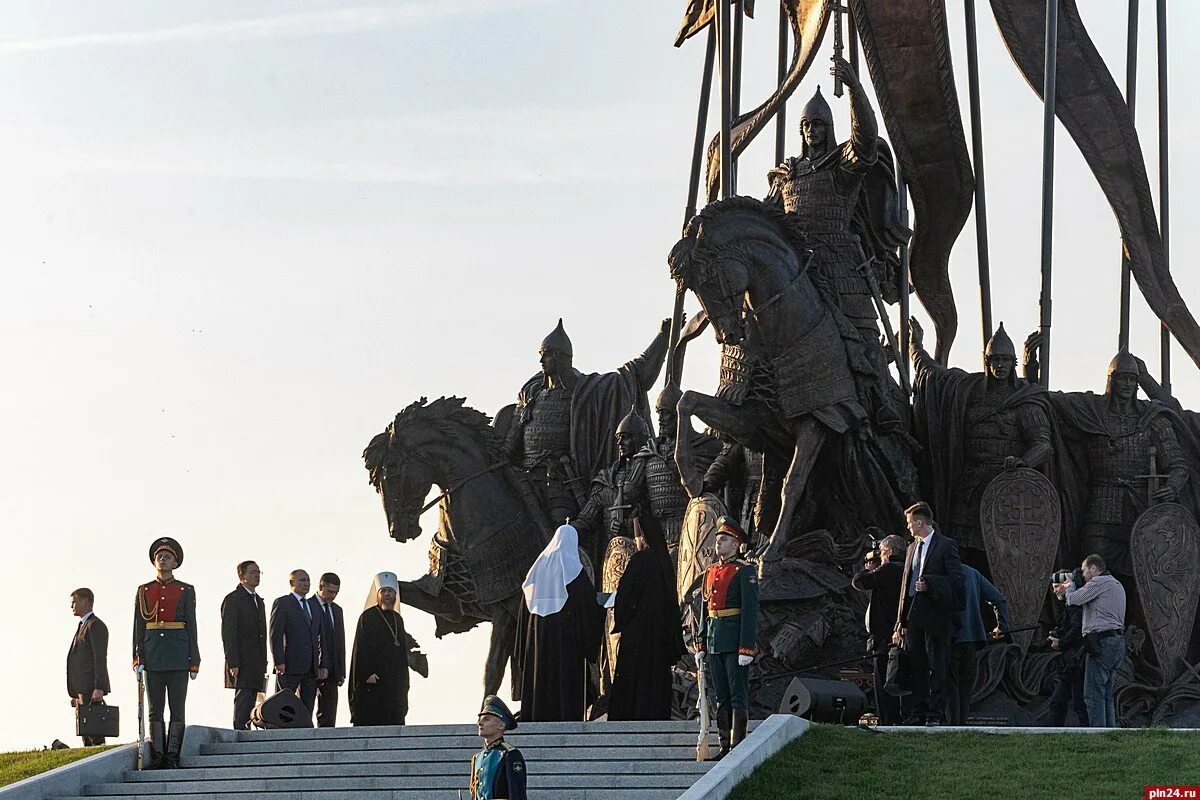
top-left (270, 569), bottom-right (321, 723)
top-left (309, 572), bottom-right (346, 727)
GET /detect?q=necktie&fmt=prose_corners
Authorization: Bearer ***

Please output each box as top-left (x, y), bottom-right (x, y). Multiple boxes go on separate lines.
top-left (301, 597), bottom-right (311, 621)
top-left (909, 539), bottom-right (925, 595)
top-left (323, 603), bottom-right (333, 630)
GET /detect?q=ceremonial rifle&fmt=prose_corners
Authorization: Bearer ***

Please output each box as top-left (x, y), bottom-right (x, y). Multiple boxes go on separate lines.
top-left (135, 665), bottom-right (147, 770)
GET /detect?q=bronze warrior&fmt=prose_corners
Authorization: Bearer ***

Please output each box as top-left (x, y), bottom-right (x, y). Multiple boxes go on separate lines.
top-left (1050, 352), bottom-right (1189, 578)
top-left (910, 319), bottom-right (1054, 570)
top-left (574, 407), bottom-right (653, 560)
top-left (506, 318), bottom-right (669, 531)
top-left (765, 57), bottom-right (908, 426)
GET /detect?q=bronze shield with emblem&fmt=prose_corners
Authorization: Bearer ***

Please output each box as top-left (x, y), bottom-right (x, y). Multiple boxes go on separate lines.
top-left (676, 493), bottom-right (729, 603)
top-left (980, 467), bottom-right (1061, 652)
top-left (600, 535), bottom-right (639, 690)
top-left (1131, 502), bottom-right (1200, 683)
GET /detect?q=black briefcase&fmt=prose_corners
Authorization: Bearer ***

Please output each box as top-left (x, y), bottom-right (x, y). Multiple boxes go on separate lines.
top-left (884, 646), bottom-right (912, 697)
top-left (75, 703), bottom-right (120, 738)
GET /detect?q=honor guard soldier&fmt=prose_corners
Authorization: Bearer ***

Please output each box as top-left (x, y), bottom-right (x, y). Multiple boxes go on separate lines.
top-left (470, 695), bottom-right (527, 800)
top-left (694, 517), bottom-right (759, 759)
top-left (134, 537), bottom-right (200, 769)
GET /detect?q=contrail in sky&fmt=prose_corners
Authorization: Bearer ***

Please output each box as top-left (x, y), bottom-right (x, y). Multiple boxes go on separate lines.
top-left (0, 1), bottom-right (556, 54)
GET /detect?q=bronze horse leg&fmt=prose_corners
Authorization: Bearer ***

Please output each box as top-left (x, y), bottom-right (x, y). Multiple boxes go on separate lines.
top-left (760, 418), bottom-right (827, 568)
top-left (484, 596), bottom-right (519, 699)
top-left (675, 389), bottom-right (764, 497)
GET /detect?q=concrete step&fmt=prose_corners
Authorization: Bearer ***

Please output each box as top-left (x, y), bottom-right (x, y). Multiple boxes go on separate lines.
top-left (86, 797), bottom-right (677, 800)
top-left (200, 732), bottom-right (708, 754)
top-left (234, 721), bottom-right (706, 741)
top-left (129, 761), bottom-right (709, 781)
top-left (186, 744), bottom-right (708, 767)
top-left (85, 773), bottom-right (697, 793)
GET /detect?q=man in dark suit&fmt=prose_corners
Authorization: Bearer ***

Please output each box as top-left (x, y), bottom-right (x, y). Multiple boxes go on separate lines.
top-left (67, 588), bottom-right (110, 746)
top-left (851, 533), bottom-right (906, 725)
top-left (221, 560), bottom-right (267, 730)
top-left (270, 569), bottom-right (321, 722)
top-left (892, 501), bottom-right (964, 725)
top-left (310, 572), bottom-right (346, 727)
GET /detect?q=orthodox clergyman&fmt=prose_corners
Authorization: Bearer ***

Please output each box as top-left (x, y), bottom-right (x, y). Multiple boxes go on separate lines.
top-left (513, 524), bottom-right (604, 722)
top-left (348, 572), bottom-right (428, 726)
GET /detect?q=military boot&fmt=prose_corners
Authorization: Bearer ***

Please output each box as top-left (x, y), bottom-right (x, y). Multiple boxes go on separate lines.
top-left (713, 708), bottom-right (732, 761)
top-left (731, 709), bottom-right (749, 748)
top-left (165, 721), bottom-right (186, 769)
top-left (145, 722), bottom-right (167, 769)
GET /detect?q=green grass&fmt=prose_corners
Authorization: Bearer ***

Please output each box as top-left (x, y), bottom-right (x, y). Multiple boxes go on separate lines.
top-left (0, 746), bottom-right (116, 788)
top-left (729, 725), bottom-right (1200, 800)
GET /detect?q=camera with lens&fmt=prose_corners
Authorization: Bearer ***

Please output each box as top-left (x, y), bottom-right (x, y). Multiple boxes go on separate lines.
top-left (1051, 570), bottom-right (1072, 585)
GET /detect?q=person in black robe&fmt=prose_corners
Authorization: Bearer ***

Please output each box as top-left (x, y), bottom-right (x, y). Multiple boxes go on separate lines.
top-left (348, 572), bottom-right (427, 726)
top-left (607, 515), bottom-right (685, 720)
top-left (514, 524), bottom-right (604, 722)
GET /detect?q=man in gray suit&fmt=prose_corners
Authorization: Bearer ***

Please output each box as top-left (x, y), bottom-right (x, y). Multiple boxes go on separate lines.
top-left (67, 588), bottom-right (110, 745)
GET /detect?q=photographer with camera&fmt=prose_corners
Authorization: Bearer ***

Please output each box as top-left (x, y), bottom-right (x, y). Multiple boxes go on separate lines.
top-left (852, 531), bottom-right (907, 725)
top-left (1053, 554), bottom-right (1126, 727)
top-left (1046, 567), bottom-right (1088, 726)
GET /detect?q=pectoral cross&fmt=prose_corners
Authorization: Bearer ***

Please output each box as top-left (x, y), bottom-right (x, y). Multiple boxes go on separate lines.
top-left (829, 0), bottom-right (851, 97)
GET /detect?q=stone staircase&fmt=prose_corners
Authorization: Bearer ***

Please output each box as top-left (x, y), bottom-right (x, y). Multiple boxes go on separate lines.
top-left (50, 721), bottom-right (737, 800)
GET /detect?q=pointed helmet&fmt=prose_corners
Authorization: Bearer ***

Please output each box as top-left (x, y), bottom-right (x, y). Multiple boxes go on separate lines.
top-left (616, 406), bottom-right (651, 438)
top-left (656, 381), bottom-right (683, 413)
top-left (539, 318), bottom-right (573, 357)
top-left (983, 322), bottom-right (1016, 360)
top-left (1107, 350), bottom-right (1139, 379)
top-left (800, 86), bottom-right (835, 129)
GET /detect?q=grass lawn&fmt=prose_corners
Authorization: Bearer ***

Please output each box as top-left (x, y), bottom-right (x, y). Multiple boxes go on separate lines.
top-left (0, 746), bottom-right (116, 788)
top-left (729, 725), bottom-right (1200, 800)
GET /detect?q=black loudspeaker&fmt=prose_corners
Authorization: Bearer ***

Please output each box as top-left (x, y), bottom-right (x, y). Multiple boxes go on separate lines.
top-left (251, 689), bottom-right (314, 729)
top-left (779, 677), bottom-right (867, 724)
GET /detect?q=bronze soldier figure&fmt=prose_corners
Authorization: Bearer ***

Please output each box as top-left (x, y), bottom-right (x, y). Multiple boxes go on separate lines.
top-left (909, 319), bottom-right (1054, 571)
top-left (574, 408), bottom-right (653, 563)
top-left (1049, 352), bottom-right (1189, 579)
top-left (765, 57), bottom-right (908, 428)
top-left (506, 319), bottom-right (669, 530)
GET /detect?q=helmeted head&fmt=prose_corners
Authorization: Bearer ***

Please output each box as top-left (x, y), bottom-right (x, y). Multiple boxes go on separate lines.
top-left (538, 318), bottom-right (574, 379)
top-left (983, 322), bottom-right (1017, 383)
top-left (615, 406), bottom-right (650, 458)
top-left (655, 381), bottom-right (683, 437)
top-left (1106, 350), bottom-right (1139, 401)
top-left (800, 87), bottom-right (835, 157)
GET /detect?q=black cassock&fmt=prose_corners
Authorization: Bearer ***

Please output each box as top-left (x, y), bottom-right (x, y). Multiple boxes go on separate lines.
top-left (607, 545), bottom-right (686, 720)
top-left (348, 607), bottom-right (411, 726)
top-left (515, 573), bottom-right (604, 722)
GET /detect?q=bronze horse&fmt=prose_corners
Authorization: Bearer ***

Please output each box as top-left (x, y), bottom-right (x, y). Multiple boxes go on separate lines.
top-left (363, 396), bottom-right (550, 699)
top-left (669, 196), bottom-right (915, 564)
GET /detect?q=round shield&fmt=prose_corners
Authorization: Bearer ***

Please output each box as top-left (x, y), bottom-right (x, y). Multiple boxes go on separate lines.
top-left (676, 493), bottom-right (730, 603)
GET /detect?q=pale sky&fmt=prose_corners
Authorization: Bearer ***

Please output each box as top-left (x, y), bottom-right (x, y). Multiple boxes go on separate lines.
top-left (2, 1), bottom-right (1198, 752)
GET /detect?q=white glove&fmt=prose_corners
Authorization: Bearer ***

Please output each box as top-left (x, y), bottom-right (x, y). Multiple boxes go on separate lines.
top-left (738, 654), bottom-right (753, 667)
top-left (134, 663), bottom-right (144, 674)
top-left (694, 651), bottom-right (706, 668)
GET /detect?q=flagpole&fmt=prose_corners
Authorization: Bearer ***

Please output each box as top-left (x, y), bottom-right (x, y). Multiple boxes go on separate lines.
top-left (1038, 0), bottom-right (1059, 387)
top-left (1118, 0), bottom-right (1138, 352)
top-left (964, 0), bottom-right (993, 343)
top-left (1157, 0), bottom-right (1171, 392)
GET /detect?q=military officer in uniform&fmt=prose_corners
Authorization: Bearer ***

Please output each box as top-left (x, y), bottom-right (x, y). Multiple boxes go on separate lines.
top-left (470, 695), bottom-right (527, 800)
top-left (133, 537), bottom-right (200, 769)
top-left (694, 517), bottom-right (759, 759)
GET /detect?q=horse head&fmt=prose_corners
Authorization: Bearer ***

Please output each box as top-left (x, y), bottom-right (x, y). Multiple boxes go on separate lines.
top-left (670, 196), bottom-right (810, 346)
top-left (363, 396), bottom-right (501, 543)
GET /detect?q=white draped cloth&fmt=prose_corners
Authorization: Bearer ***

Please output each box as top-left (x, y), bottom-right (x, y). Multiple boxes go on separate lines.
top-left (522, 524), bottom-right (584, 617)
